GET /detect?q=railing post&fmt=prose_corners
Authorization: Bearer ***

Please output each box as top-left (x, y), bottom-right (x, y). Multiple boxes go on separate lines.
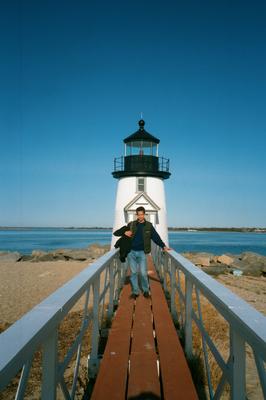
top-left (170, 259), bottom-right (178, 323)
top-left (88, 276), bottom-right (100, 378)
top-left (153, 245), bottom-right (160, 275)
top-left (151, 244), bottom-right (156, 266)
top-left (230, 326), bottom-right (246, 400)
top-left (163, 252), bottom-right (168, 292)
top-left (159, 247), bottom-right (163, 273)
top-left (114, 257), bottom-right (121, 305)
top-left (41, 330), bottom-right (58, 400)
top-left (108, 260), bottom-right (115, 320)
top-left (185, 276), bottom-right (193, 358)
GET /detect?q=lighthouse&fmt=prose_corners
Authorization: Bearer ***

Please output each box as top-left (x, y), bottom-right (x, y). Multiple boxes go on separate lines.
top-left (111, 119), bottom-right (171, 248)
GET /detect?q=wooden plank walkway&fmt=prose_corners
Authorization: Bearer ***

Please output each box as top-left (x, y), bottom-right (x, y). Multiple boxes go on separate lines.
top-left (91, 256), bottom-right (198, 400)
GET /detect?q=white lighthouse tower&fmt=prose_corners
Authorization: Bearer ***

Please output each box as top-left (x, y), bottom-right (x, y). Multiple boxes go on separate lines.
top-left (111, 119), bottom-right (171, 248)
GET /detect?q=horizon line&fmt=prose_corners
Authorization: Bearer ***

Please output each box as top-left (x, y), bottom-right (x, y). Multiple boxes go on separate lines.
top-left (0, 226), bottom-right (266, 230)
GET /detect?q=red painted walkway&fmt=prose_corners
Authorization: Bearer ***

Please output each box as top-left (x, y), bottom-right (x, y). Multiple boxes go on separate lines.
top-left (91, 256), bottom-right (198, 400)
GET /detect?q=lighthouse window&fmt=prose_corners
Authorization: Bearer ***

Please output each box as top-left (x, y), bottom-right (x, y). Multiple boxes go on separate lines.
top-left (137, 177), bottom-right (145, 192)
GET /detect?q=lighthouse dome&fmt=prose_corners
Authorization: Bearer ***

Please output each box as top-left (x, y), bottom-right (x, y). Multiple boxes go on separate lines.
top-left (123, 120), bottom-right (160, 144)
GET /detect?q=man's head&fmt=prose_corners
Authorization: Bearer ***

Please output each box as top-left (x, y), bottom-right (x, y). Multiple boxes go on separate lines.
top-left (136, 206), bottom-right (146, 223)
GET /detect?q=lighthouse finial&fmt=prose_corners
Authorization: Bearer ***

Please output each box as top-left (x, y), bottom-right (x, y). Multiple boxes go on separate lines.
top-left (138, 117), bottom-right (145, 130)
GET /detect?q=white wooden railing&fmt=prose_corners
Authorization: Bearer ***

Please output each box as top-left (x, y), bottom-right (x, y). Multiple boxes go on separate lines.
top-left (1, 245), bottom-right (265, 400)
top-left (152, 245), bottom-right (266, 400)
top-left (0, 249), bottom-right (125, 399)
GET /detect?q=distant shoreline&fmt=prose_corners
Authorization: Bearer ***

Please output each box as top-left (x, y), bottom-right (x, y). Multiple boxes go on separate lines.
top-left (168, 227), bottom-right (266, 232)
top-left (0, 226), bottom-right (266, 233)
top-left (0, 226), bottom-right (112, 231)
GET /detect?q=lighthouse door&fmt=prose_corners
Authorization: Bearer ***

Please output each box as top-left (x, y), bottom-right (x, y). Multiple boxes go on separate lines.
top-left (124, 192), bottom-right (160, 226)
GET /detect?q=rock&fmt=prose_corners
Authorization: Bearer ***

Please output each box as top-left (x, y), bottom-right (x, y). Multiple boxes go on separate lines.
top-left (240, 251), bottom-right (266, 266)
top-left (16, 244), bottom-right (110, 263)
top-left (202, 264), bottom-right (228, 276)
top-left (230, 258), bottom-right (243, 268)
top-left (52, 254), bottom-right (67, 261)
top-left (51, 249), bottom-right (72, 261)
top-left (53, 248), bottom-right (69, 255)
top-left (183, 252), bottom-right (214, 267)
top-left (31, 250), bottom-right (46, 257)
top-left (0, 251), bottom-right (22, 262)
top-left (177, 251), bottom-right (266, 277)
top-left (32, 253), bottom-right (56, 262)
top-left (87, 243), bottom-right (110, 258)
top-left (62, 249), bottom-right (92, 261)
top-left (217, 254), bottom-right (235, 266)
top-left (230, 252), bottom-right (266, 276)
top-left (230, 265), bottom-right (262, 277)
top-left (19, 254), bottom-right (34, 261)
top-left (50, 246), bottom-right (109, 261)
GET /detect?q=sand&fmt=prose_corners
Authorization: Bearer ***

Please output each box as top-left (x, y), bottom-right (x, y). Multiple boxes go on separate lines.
top-left (216, 274), bottom-right (266, 316)
top-left (0, 260), bottom-right (90, 327)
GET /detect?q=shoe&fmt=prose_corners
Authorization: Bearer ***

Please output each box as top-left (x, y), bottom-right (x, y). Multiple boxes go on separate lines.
top-left (143, 291), bottom-right (150, 298)
top-left (130, 293), bottom-right (139, 300)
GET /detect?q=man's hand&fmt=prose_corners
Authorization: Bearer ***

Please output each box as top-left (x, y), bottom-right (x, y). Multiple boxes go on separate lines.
top-left (163, 246), bottom-right (172, 251)
top-left (124, 230), bottom-right (133, 237)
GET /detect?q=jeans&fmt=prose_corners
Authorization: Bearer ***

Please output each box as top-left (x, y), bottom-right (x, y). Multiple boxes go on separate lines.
top-left (127, 250), bottom-right (149, 294)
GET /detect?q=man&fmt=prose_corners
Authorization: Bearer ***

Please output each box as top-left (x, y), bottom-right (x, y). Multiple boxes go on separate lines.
top-left (114, 206), bottom-right (171, 299)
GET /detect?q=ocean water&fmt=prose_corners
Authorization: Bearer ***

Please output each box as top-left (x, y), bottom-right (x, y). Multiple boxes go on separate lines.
top-left (0, 229), bottom-right (266, 256)
top-left (169, 231), bottom-right (266, 256)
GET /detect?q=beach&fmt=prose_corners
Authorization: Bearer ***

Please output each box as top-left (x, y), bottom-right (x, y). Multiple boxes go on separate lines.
top-left (0, 259), bottom-right (90, 329)
top-left (216, 274), bottom-right (266, 315)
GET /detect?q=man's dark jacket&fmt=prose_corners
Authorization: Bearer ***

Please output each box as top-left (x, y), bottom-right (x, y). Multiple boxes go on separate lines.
top-left (113, 220), bottom-right (165, 262)
top-left (113, 225), bottom-right (132, 262)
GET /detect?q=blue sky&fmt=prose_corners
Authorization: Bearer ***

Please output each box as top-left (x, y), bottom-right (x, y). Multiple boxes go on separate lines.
top-left (0, 1), bottom-right (265, 227)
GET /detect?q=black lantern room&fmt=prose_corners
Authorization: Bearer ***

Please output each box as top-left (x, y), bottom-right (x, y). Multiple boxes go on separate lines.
top-left (112, 120), bottom-right (171, 179)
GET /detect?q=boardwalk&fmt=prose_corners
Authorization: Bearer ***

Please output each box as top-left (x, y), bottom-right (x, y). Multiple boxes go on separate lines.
top-left (91, 256), bottom-right (198, 399)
